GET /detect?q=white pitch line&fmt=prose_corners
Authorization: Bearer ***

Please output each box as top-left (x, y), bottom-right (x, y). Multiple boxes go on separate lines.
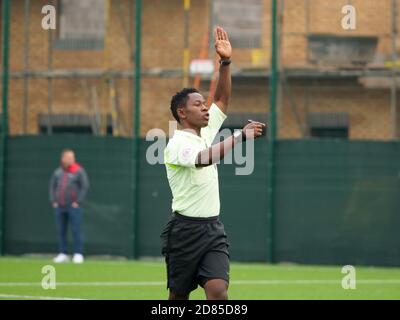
top-left (0, 294), bottom-right (85, 300)
top-left (232, 279), bottom-right (400, 285)
top-left (0, 279), bottom-right (400, 287)
top-left (0, 281), bottom-right (165, 287)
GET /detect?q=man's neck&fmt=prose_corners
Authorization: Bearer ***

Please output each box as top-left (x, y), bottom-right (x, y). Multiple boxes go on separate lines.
top-left (181, 124), bottom-right (201, 137)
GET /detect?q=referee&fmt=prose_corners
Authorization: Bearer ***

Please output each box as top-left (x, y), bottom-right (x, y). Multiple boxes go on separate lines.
top-left (162, 26), bottom-right (265, 300)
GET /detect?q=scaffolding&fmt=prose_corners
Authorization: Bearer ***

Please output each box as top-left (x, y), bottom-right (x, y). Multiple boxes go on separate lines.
top-left (2, 0), bottom-right (137, 137)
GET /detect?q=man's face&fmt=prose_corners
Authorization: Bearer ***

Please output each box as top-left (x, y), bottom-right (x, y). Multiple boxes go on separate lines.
top-left (178, 93), bottom-right (209, 128)
top-left (61, 151), bottom-right (75, 168)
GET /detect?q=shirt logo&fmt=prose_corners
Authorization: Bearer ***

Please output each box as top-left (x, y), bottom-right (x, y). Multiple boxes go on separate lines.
top-left (181, 148), bottom-right (192, 162)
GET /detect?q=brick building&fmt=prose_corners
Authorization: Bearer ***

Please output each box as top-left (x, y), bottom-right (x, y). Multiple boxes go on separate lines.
top-left (1, 0), bottom-right (399, 140)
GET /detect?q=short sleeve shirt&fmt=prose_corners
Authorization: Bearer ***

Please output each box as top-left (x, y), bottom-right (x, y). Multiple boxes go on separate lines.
top-left (164, 103), bottom-right (227, 217)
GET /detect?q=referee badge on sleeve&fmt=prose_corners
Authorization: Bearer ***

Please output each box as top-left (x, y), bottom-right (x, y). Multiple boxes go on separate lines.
top-left (178, 147), bottom-right (197, 167)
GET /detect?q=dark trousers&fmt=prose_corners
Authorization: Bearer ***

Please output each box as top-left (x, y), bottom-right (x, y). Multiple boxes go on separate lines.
top-left (55, 206), bottom-right (83, 254)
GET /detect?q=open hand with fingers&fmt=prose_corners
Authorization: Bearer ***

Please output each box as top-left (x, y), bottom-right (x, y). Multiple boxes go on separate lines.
top-left (242, 121), bottom-right (266, 140)
top-left (214, 26), bottom-right (232, 60)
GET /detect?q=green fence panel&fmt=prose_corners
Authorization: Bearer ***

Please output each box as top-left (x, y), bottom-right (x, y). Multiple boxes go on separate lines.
top-left (218, 140), bottom-right (269, 261)
top-left (3, 136), bottom-right (400, 266)
top-left (136, 141), bottom-right (170, 257)
top-left (4, 136), bottom-right (133, 256)
top-left (274, 140), bottom-right (400, 267)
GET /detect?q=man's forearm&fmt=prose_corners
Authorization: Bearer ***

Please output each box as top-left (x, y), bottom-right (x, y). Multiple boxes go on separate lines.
top-left (196, 135), bottom-right (237, 167)
top-left (213, 63), bottom-right (231, 114)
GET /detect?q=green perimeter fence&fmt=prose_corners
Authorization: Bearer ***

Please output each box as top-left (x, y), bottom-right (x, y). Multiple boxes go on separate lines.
top-left (1, 136), bottom-right (399, 267)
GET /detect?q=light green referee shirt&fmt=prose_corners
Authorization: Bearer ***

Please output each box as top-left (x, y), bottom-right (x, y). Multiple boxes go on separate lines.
top-left (164, 103), bottom-right (227, 218)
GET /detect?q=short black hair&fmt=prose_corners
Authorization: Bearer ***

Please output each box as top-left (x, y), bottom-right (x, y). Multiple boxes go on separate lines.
top-left (170, 88), bottom-right (199, 123)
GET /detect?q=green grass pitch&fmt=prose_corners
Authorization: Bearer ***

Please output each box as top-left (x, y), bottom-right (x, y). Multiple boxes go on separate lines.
top-left (0, 257), bottom-right (399, 300)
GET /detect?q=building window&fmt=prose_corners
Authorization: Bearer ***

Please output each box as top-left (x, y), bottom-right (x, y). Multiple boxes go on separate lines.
top-left (54, 0), bottom-right (105, 50)
top-left (307, 113), bottom-right (349, 139)
top-left (212, 0), bottom-right (263, 49)
top-left (38, 113), bottom-right (113, 135)
top-left (308, 35), bottom-right (378, 66)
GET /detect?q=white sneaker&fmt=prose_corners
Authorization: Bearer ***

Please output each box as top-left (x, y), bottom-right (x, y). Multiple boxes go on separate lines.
top-left (72, 254), bottom-right (84, 264)
top-left (53, 253), bottom-right (69, 263)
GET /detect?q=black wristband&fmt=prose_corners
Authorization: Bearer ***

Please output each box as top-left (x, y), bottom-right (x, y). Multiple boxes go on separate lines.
top-left (219, 59), bottom-right (231, 66)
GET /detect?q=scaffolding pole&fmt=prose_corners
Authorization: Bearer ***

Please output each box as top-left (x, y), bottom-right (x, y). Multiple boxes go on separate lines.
top-left (391, 0), bottom-right (398, 139)
top-left (183, 0), bottom-right (190, 87)
top-left (47, 0), bottom-right (54, 135)
top-left (131, 0), bottom-right (142, 259)
top-left (23, 0), bottom-right (30, 134)
top-left (266, 0), bottom-right (278, 263)
top-left (0, 0), bottom-right (11, 256)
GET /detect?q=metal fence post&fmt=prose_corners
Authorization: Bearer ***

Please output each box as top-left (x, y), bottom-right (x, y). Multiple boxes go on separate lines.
top-left (0, 0), bottom-right (11, 256)
top-left (266, 0), bottom-right (278, 263)
top-left (131, 0), bottom-right (142, 259)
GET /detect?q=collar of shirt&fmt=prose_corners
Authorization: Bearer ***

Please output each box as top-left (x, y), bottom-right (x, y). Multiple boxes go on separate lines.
top-left (173, 129), bottom-right (204, 142)
top-left (173, 129), bottom-right (212, 149)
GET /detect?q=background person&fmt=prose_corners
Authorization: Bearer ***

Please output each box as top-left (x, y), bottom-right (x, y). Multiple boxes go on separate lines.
top-left (49, 149), bottom-right (89, 264)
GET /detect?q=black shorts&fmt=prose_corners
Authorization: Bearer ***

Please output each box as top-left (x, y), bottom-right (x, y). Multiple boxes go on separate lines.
top-left (160, 212), bottom-right (230, 296)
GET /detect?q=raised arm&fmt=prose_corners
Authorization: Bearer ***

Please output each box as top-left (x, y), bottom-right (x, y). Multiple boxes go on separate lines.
top-left (213, 26), bottom-right (232, 115)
